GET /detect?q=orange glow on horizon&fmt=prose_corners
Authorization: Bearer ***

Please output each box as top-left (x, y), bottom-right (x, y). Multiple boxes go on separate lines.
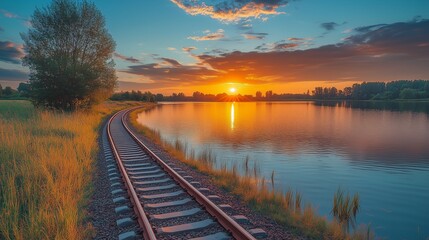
top-left (143, 81), bottom-right (355, 96)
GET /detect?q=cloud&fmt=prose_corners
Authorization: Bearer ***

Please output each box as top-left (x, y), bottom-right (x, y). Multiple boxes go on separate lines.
top-left (113, 52), bottom-right (140, 63)
top-left (117, 80), bottom-right (153, 91)
top-left (353, 24), bottom-right (387, 33)
top-left (0, 68), bottom-right (28, 81)
top-left (170, 0), bottom-right (289, 22)
top-left (121, 61), bottom-right (220, 88)
top-left (288, 37), bottom-right (305, 42)
top-left (238, 20), bottom-right (253, 30)
top-left (122, 19), bottom-right (429, 89)
top-left (167, 47), bottom-right (177, 51)
top-left (242, 32), bottom-right (268, 40)
top-left (182, 46), bottom-right (197, 52)
top-left (255, 39), bottom-right (301, 51)
top-left (345, 19), bottom-right (429, 56)
top-left (0, 9), bottom-right (31, 27)
top-left (273, 42), bottom-right (299, 50)
top-left (188, 29), bottom-right (225, 41)
top-left (0, 9), bottom-right (18, 18)
top-left (204, 19), bottom-right (429, 82)
top-left (320, 22), bottom-right (340, 31)
top-left (160, 57), bottom-right (182, 67)
top-left (0, 41), bottom-right (24, 64)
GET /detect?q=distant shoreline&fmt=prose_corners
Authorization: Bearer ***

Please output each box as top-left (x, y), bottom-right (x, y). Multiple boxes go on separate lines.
top-left (2, 98), bottom-right (429, 103)
top-left (155, 98), bottom-right (429, 103)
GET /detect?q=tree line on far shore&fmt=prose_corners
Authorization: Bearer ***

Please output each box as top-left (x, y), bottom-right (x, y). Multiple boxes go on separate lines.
top-left (313, 80), bottom-right (429, 100)
top-left (108, 80), bottom-right (429, 102)
top-left (0, 83), bottom-right (31, 99)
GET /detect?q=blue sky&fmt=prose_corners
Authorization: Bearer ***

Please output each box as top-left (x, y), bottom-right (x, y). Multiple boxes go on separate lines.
top-left (1, 0), bottom-right (429, 94)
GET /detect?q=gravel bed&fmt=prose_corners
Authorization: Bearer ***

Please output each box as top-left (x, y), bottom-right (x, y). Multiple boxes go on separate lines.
top-left (87, 120), bottom-right (121, 240)
top-left (127, 114), bottom-right (305, 240)
top-left (158, 223), bottom-right (229, 240)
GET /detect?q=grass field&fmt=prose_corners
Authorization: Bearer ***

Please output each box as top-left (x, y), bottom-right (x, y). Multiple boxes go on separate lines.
top-left (129, 108), bottom-right (373, 240)
top-left (0, 100), bottom-right (146, 240)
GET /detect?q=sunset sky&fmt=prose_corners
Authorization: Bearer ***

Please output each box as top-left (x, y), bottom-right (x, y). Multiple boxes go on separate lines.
top-left (1, 0), bottom-right (429, 95)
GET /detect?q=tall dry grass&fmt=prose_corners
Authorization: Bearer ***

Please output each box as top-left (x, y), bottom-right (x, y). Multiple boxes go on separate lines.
top-left (129, 107), bottom-right (374, 240)
top-left (0, 100), bottom-right (148, 240)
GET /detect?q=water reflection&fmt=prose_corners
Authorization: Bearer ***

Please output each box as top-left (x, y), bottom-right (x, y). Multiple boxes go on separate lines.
top-left (230, 102), bottom-right (235, 130)
top-left (314, 100), bottom-right (429, 113)
top-left (137, 101), bottom-right (429, 239)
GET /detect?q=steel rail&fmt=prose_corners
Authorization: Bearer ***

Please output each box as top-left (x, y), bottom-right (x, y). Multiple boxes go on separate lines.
top-left (121, 107), bottom-right (256, 240)
top-left (107, 109), bottom-right (157, 240)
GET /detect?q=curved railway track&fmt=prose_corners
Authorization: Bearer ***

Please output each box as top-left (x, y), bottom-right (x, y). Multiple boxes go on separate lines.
top-left (105, 107), bottom-right (264, 240)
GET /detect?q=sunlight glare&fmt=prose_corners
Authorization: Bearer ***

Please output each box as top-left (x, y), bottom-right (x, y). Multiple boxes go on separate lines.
top-left (229, 87), bottom-right (236, 93)
top-left (230, 102), bottom-right (235, 130)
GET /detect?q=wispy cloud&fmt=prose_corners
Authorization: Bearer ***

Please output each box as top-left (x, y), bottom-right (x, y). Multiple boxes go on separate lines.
top-left (182, 46), bottom-right (197, 53)
top-left (159, 57), bottom-right (182, 67)
top-left (0, 68), bottom-right (28, 81)
top-left (170, 0), bottom-right (289, 22)
top-left (242, 32), bottom-right (268, 40)
top-left (0, 41), bottom-right (24, 64)
top-left (167, 47), bottom-right (177, 51)
top-left (113, 52), bottom-right (141, 63)
top-left (255, 39), bottom-right (301, 51)
top-left (238, 20), bottom-right (253, 30)
top-left (288, 37), bottom-right (302, 41)
top-left (320, 22), bottom-right (340, 31)
top-left (188, 29), bottom-right (225, 41)
top-left (0, 9), bottom-right (31, 27)
top-left (0, 9), bottom-right (18, 18)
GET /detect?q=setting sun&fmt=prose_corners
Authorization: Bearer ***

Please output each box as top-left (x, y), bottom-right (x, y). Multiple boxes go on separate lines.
top-left (229, 87), bottom-right (236, 93)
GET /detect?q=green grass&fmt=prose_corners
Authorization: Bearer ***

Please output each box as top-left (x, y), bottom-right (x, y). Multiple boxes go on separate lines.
top-left (0, 100), bottom-right (35, 120)
top-left (0, 100), bottom-right (148, 240)
top-left (129, 107), bottom-right (374, 240)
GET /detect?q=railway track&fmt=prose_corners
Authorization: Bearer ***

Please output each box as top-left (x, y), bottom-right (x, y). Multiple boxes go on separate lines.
top-left (104, 107), bottom-right (266, 240)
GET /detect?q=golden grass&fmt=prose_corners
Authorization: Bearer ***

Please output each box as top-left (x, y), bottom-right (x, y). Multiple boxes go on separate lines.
top-left (0, 100), bottom-right (147, 240)
top-left (129, 107), bottom-right (374, 240)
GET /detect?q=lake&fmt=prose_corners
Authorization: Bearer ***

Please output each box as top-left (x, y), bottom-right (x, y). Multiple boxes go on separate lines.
top-left (136, 101), bottom-right (429, 239)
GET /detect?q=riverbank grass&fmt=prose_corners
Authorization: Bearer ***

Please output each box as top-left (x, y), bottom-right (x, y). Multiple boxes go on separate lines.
top-left (129, 107), bottom-right (372, 240)
top-left (0, 100), bottom-right (147, 239)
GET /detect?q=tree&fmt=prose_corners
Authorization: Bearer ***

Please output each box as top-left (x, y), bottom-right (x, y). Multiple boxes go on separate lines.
top-left (0, 84), bottom-right (2, 98)
top-left (21, 0), bottom-right (116, 110)
top-left (155, 93), bottom-right (164, 101)
top-left (3, 87), bottom-right (12, 95)
top-left (343, 87), bottom-right (352, 98)
top-left (399, 88), bottom-right (418, 99)
top-left (17, 82), bottom-right (31, 98)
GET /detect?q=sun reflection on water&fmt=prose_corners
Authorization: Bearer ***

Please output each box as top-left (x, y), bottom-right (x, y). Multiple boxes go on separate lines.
top-left (230, 102), bottom-right (235, 130)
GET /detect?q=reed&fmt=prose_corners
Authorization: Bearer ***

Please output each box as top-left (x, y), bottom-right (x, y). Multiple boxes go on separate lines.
top-left (129, 107), bottom-right (373, 240)
top-left (0, 100), bottom-right (149, 240)
top-left (332, 188), bottom-right (360, 232)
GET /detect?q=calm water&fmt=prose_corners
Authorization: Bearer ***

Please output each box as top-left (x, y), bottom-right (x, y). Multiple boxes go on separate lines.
top-left (137, 101), bottom-right (429, 239)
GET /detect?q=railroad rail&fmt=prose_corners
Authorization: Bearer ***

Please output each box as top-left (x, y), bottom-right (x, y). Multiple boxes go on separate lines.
top-left (105, 107), bottom-right (261, 240)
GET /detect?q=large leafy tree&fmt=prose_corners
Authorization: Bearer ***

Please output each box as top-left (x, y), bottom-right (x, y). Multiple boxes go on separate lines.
top-left (21, 0), bottom-right (116, 110)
